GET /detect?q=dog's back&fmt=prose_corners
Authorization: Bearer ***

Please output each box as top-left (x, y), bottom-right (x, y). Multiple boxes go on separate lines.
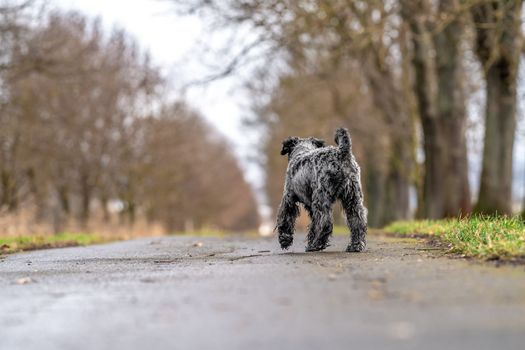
top-left (286, 128), bottom-right (353, 207)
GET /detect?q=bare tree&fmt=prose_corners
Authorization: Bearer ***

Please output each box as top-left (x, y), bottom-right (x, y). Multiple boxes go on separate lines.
top-left (400, 0), bottom-right (472, 218)
top-left (471, 0), bottom-right (524, 215)
top-left (0, 0), bottom-right (36, 211)
top-left (174, 0), bottom-right (417, 224)
top-left (140, 103), bottom-right (259, 232)
top-left (1, 7), bottom-right (259, 234)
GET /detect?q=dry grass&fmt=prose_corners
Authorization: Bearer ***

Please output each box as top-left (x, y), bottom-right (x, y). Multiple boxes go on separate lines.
top-left (0, 209), bottom-right (165, 238)
top-left (0, 233), bottom-right (114, 254)
top-left (0, 209), bottom-right (166, 254)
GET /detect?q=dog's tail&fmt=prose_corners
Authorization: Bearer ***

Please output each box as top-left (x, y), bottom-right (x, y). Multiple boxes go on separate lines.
top-left (335, 127), bottom-right (351, 159)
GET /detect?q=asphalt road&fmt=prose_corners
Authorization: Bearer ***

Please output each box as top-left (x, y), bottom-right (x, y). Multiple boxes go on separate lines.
top-left (1, 233), bottom-right (524, 350)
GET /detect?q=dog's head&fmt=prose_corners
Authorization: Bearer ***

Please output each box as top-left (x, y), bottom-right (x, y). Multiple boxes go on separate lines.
top-left (280, 136), bottom-right (325, 156)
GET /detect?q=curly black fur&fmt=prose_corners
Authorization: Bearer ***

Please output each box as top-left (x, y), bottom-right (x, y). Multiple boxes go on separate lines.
top-left (276, 127), bottom-right (367, 252)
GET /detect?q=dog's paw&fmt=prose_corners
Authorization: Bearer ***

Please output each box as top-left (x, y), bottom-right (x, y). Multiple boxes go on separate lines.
top-left (305, 246), bottom-right (322, 252)
top-left (346, 241), bottom-right (366, 253)
top-left (306, 242), bottom-right (329, 252)
top-left (279, 234), bottom-right (293, 250)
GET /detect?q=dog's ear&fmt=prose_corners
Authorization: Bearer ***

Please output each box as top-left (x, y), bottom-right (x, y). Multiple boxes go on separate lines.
top-left (311, 138), bottom-right (326, 148)
top-left (281, 137), bottom-right (299, 155)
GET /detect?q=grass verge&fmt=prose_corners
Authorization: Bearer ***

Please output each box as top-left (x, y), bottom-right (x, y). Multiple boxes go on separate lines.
top-left (0, 232), bottom-right (114, 255)
top-left (384, 216), bottom-right (525, 261)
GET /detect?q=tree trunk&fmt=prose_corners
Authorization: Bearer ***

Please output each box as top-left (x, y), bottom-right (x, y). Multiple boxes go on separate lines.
top-left (365, 158), bottom-right (386, 227)
top-left (420, 116), bottom-right (471, 218)
top-left (401, 0), bottom-right (445, 219)
top-left (100, 195), bottom-right (110, 223)
top-left (434, 1), bottom-right (471, 217)
top-left (127, 201), bottom-right (136, 226)
top-left (26, 168), bottom-right (46, 221)
top-left (1, 169), bottom-right (18, 212)
top-left (362, 55), bottom-right (414, 223)
top-left (79, 173), bottom-right (91, 227)
top-left (472, 0), bottom-right (523, 215)
top-left (382, 139), bottom-right (412, 223)
top-left (58, 184), bottom-right (70, 215)
top-left (402, 0), bottom-right (471, 218)
top-left (476, 60), bottom-right (518, 214)
top-left (442, 117), bottom-right (471, 216)
top-left (405, 11), bottom-right (446, 219)
top-left (52, 183), bottom-right (70, 234)
top-left (419, 119), bottom-right (446, 218)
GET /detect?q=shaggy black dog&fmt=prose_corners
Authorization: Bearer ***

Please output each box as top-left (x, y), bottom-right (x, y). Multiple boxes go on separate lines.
top-left (276, 127), bottom-right (367, 252)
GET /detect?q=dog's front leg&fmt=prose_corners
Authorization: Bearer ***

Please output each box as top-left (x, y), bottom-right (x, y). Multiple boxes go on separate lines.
top-left (276, 192), bottom-right (299, 250)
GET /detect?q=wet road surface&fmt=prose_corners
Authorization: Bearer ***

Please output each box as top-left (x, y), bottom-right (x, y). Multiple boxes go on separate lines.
top-left (1, 234), bottom-right (524, 350)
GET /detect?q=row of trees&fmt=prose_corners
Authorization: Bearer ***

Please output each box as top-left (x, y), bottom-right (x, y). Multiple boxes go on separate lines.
top-left (0, 3), bottom-right (258, 234)
top-left (179, 0), bottom-right (524, 226)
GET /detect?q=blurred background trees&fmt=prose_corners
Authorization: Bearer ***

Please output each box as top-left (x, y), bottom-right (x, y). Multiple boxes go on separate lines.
top-left (0, 2), bottom-right (258, 235)
top-left (471, 0), bottom-right (523, 215)
top-left (1, 0), bottom-right (524, 236)
top-left (177, 0), bottom-right (525, 226)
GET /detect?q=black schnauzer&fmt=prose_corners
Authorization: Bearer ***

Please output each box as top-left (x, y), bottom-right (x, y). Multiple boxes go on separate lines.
top-left (276, 127), bottom-right (367, 252)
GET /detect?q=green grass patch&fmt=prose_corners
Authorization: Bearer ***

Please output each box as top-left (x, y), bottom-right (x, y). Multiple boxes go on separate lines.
top-left (384, 216), bottom-right (525, 260)
top-left (0, 232), bottom-right (112, 254)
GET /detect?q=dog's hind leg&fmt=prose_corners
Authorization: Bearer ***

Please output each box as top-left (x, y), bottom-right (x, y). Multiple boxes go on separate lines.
top-left (304, 206), bottom-right (316, 249)
top-left (306, 190), bottom-right (333, 252)
top-left (276, 192), bottom-right (300, 250)
top-left (340, 176), bottom-right (368, 252)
